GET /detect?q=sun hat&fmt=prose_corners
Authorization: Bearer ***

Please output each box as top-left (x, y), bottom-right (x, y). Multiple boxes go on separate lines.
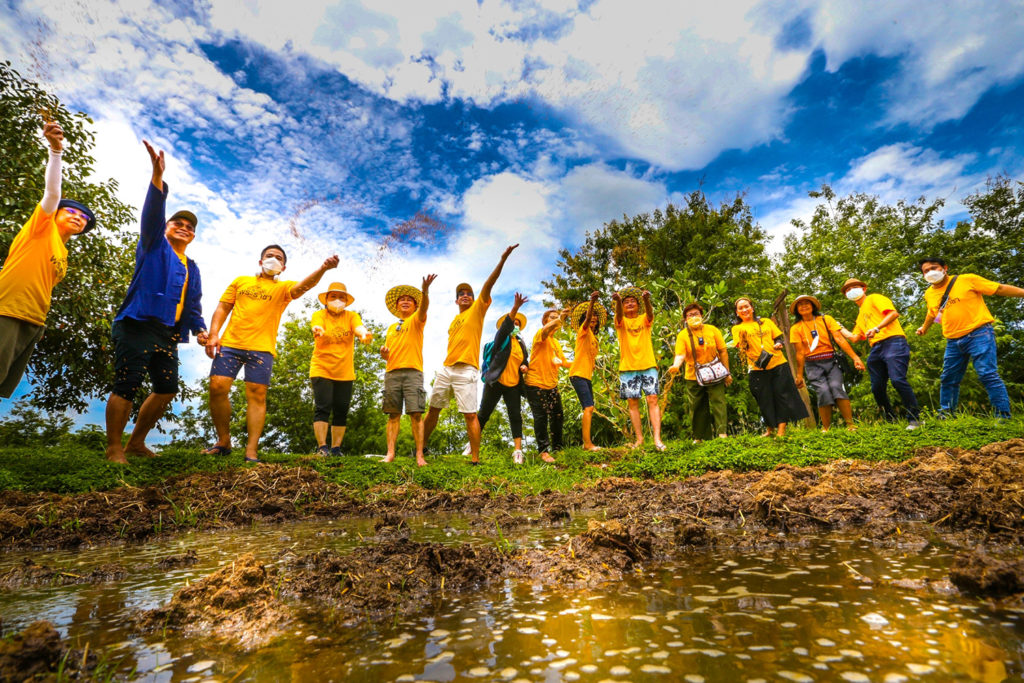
top-left (571, 300), bottom-right (608, 330)
top-left (57, 199), bottom-right (96, 234)
top-left (840, 277), bottom-right (867, 294)
top-left (317, 282), bottom-right (354, 306)
top-left (455, 282), bottom-right (474, 298)
top-left (385, 285), bottom-right (421, 317)
top-left (618, 286), bottom-right (644, 303)
top-left (790, 294), bottom-right (822, 315)
top-left (497, 312), bottom-right (527, 330)
top-left (169, 210), bottom-right (198, 229)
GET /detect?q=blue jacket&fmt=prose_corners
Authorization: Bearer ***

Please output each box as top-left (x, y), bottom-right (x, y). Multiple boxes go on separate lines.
top-left (115, 182), bottom-right (204, 342)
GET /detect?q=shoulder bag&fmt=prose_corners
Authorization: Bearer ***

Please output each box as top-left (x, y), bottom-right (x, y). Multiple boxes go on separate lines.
top-left (688, 326), bottom-right (730, 385)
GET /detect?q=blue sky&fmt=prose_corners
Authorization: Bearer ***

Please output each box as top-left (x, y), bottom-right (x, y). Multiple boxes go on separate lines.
top-left (2, 0), bottom-right (1023, 427)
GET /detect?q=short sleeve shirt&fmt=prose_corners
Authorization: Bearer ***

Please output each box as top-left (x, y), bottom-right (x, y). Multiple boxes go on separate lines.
top-left (526, 329), bottom-right (568, 389)
top-left (789, 315), bottom-right (844, 357)
top-left (616, 314), bottom-right (656, 372)
top-left (0, 204), bottom-right (67, 326)
top-left (498, 336), bottom-right (526, 387)
top-left (674, 324), bottom-right (726, 381)
top-left (384, 314), bottom-right (425, 372)
top-left (923, 273), bottom-right (999, 339)
top-left (732, 318), bottom-right (786, 371)
top-left (570, 326), bottom-right (599, 380)
top-left (219, 276), bottom-right (297, 355)
top-left (309, 309), bottom-right (362, 380)
top-left (444, 298), bottom-right (489, 368)
top-left (851, 293), bottom-right (906, 345)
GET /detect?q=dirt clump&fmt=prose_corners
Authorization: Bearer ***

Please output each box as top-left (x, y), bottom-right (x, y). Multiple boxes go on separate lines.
top-left (949, 549), bottom-right (1024, 598)
top-left (373, 514), bottom-right (410, 539)
top-left (0, 620), bottom-right (95, 680)
top-left (673, 522), bottom-right (717, 547)
top-left (0, 558), bottom-right (128, 589)
top-left (138, 552), bottom-right (290, 649)
top-left (154, 550), bottom-right (199, 569)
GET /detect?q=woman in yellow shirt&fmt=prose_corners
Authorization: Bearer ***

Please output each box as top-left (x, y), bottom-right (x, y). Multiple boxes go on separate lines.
top-left (569, 292), bottom-right (607, 451)
top-left (732, 297), bottom-right (808, 437)
top-left (525, 308), bottom-right (570, 463)
top-left (669, 302), bottom-right (731, 441)
top-left (477, 293), bottom-right (530, 464)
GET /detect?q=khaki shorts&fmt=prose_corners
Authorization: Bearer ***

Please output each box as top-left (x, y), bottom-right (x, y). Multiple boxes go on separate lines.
top-left (382, 368), bottom-right (426, 414)
top-left (0, 316), bottom-right (44, 398)
top-left (428, 362), bottom-right (479, 413)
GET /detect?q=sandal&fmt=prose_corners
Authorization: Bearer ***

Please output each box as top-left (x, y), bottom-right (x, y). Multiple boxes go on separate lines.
top-left (316, 445), bottom-right (330, 457)
top-left (202, 445), bottom-right (232, 456)
top-left (244, 456), bottom-right (261, 463)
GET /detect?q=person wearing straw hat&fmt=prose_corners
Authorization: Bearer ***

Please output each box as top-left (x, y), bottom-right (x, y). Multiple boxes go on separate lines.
top-left (2, 116), bottom-right (97, 402)
top-left (789, 294), bottom-right (863, 431)
top-left (568, 291), bottom-right (607, 451)
top-left (477, 292), bottom-right (530, 464)
top-left (422, 244), bottom-right (518, 464)
top-left (202, 245), bottom-right (339, 462)
top-left (839, 277), bottom-right (921, 429)
top-left (309, 282), bottom-right (373, 457)
top-left (668, 302), bottom-right (731, 442)
top-left (381, 274), bottom-right (436, 466)
top-left (611, 285), bottom-right (666, 450)
top-left (525, 307), bottom-right (571, 463)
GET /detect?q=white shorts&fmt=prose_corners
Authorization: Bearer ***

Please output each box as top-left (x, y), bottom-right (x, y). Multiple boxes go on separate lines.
top-left (429, 363), bottom-right (479, 413)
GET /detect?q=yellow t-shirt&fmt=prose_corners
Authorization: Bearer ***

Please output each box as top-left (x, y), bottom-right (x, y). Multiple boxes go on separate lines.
top-left (674, 324), bottom-right (726, 382)
top-left (570, 326), bottom-right (599, 379)
top-left (526, 329), bottom-right (569, 389)
top-left (0, 204), bottom-right (67, 326)
top-left (309, 308), bottom-right (362, 380)
top-left (443, 298), bottom-right (489, 368)
top-left (174, 251), bottom-right (188, 323)
top-left (924, 273), bottom-right (1000, 339)
top-left (789, 314), bottom-right (844, 357)
top-left (851, 293), bottom-right (906, 345)
top-left (616, 314), bottom-right (656, 372)
top-left (498, 336), bottom-right (526, 387)
top-left (219, 276), bottom-right (297, 355)
top-left (732, 318), bottom-right (786, 371)
top-left (384, 313), bottom-right (425, 372)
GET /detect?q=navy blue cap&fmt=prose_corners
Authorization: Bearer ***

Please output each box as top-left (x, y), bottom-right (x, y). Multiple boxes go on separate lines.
top-left (57, 199), bottom-right (96, 234)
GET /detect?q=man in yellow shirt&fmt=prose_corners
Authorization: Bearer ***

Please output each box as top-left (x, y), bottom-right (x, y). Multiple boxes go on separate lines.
top-left (916, 258), bottom-right (1024, 419)
top-left (525, 308), bottom-right (570, 463)
top-left (421, 244), bottom-right (518, 464)
top-left (612, 286), bottom-right (665, 450)
top-left (203, 245), bottom-right (339, 461)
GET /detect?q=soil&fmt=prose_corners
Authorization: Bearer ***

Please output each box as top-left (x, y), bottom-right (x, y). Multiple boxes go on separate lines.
top-left (0, 620), bottom-right (95, 681)
top-left (0, 558), bottom-right (128, 590)
top-left (949, 549), bottom-right (1024, 599)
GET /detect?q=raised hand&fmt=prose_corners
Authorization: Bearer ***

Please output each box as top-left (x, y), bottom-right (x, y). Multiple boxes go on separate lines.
top-left (590, 290), bottom-right (600, 302)
top-left (322, 255), bottom-right (340, 271)
top-left (422, 273), bottom-right (437, 289)
top-left (501, 244), bottom-right (519, 260)
top-left (143, 139), bottom-right (165, 177)
top-left (513, 292), bottom-right (528, 309)
top-left (43, 121), bottom-right (64, 152)
top-left (642, 290), bottom-right (652, 301)
top-left (611, 291), bottom-right (621, 303)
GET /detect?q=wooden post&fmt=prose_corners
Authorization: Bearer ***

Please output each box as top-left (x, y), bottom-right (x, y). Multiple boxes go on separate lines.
top-left (772, 289), bottom-right (816, 429)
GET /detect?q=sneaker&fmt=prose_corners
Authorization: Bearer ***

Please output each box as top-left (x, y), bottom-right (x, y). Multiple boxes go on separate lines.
top-left (330, 446), bottom-right (344, 457)
top-left (316, 445), bottom-right (330, 457)
top-left (512, 449), bottom-right (524, 465)
top-left (462, 443), bottom-right (472, 456)
top-left (906, 420), bottom-right (922, 431)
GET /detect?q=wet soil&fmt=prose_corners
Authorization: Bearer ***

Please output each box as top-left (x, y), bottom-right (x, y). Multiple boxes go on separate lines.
top-left (0, 558), bottom-right (128, 590)
top-left (949, 548), bottom-right (1024, 599)
top-left (0, 620), bottom-right (95, 681)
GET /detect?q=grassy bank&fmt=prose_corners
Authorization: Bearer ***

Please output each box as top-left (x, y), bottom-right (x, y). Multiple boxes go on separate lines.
top-left (0, 414), bottom-right (1019, 497)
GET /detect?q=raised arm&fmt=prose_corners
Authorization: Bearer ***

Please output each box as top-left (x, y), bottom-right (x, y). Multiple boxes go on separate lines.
top-left (139, 140), bottom-right (168, 251)
top-left (479, 244), bottom-right (518, 304)
top-left (612, 291), bottom-right (623, 326)
top-left (290, 255), bottom-right (339, 299)
top-left (40, 120), bottom-right (63, 215)
top-left (419, 273), bottom-right (437, 322)
top-left (582, 290), bottom-right (599, 329)
top-left (642, 290), bottom-right (654, 323)
top-left (539, 309), bottom-right (563, 341)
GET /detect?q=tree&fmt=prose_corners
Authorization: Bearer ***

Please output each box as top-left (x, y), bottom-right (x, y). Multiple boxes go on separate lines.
top-left (0, 61), bottom-right (136, 411)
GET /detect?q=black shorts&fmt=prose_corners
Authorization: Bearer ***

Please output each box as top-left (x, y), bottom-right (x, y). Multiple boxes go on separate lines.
top-left (111, 318), bottom-right (179, 400)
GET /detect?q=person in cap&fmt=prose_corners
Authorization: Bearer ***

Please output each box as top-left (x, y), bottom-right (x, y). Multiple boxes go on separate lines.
top-left (668, 302), bottom-right (731, 441)
top-left (916, 258), bottom-right (1024, 419)
top-left (202, 245), bottom-right (339, 462)
top-left (1, 116), bottom-right (95, 401)
top-left (421, 244), bottom-right (518, 464)
top-left (789, 294), bottom-right (863, 431)
top-left (381, 274), bottom-right (436, 466)
top-left (611, 285), bottom-right (665, 450)
top-left (568, 291), bottom-right (606, 451)
top-left (840, 277), bottom-right (921, 428)
top-left (732, 296), bottom-right (808, 437)
top-left (525, 306), bottom-right (571, 463)
top-left (309, 281), bottom-right (373, 456)
top-left (477, 292), bottom-right (530, 464)
top-left (103, 140), bottom-right (206, 464)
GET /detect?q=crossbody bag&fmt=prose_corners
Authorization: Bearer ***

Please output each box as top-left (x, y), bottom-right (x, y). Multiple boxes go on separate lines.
top-left (687, 326), bottom-right (730, 385)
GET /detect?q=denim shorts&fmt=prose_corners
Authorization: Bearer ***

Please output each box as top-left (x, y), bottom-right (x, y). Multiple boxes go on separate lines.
top-left (570, 375), bottom-right (595, 408)
top-left (619, 367), bottom-right (659, 399)
top-left (210, 346), bottom-right (274, 385)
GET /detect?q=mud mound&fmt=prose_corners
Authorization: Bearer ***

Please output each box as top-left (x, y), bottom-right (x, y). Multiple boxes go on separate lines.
top-left (747, 469), bottom-right (808, 502)
top-left (138, 552), bottom-right (290, 649)
top-left (949, 550), bottom-right (1024, 598)
top-left (0, 620), bottom-right (95, 680)
top-left (0, 558), bottom-right (128, 589)
top-left (673, 522), bottom-right (717, 547)
top-left (154, 550), bottom-right (199, 569)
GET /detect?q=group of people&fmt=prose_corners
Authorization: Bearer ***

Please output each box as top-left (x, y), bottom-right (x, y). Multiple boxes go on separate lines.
top-left (2, 122), bottom-right (1022, 467)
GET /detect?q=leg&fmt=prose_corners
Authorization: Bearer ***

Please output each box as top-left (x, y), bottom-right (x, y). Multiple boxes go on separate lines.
top-left (866, 346), bottom-right (896, 420)
top-left (687, 380), bottom-right (710, 441)
top-left (938, 336), bottom-right (970, 415)
top-left (627, 398), bottom-right (643, 447)
top-left (748, 370), bottom-right (775, 434)
top-left (836, 398), bottom-right (855, 429)
top-left (582, 407), bottom-right (597, 450)
top-left (503, 384), bottom-right (524, 440)
top-left (331, 426), bottom-right (347, 449)
top-left (422, 406), bottom-right (442, 445)
top-left (707, 381), bottom-right (728, 437)
top-left (463, 413), bottom-right (481, 462)
top-left (409, 413), bottom-right (426, 466)
top-left (422, 367), bottom-right (454, 447)
top-left (125, 393), bottom-right (176, 456)
top-left (777, 421), bottom-right (788, 437)
top-left (311, 377), bottom-right (332, 448)
top-left (549, 389), bottom-right (564, 452)
top-left (646, 393), bottom-right (664, 448)
top-left (818, 404), bottom-right (833, 431)
top-left (207, 375), bottom-right (236, 450)
top-left (384, 414), bottom-right (401, 461)
top-left (243, 382), bottom-right (268, 459)
top-left (313, 422), bottom-right (329, 447)
top-left (966, 325), bottom-right (1012, 418)
top-left (477, 382), bottom-right (502, 431)
top-left (526, 385), bottom-right (551, 455)
top-left (331, 380), bottom-right (353, 448)
top-left (104, 394), bottom-right (133, 464)
top-left (105, 320), bottom-right (147, 463)
top-left (884, 338), bottom-right (920, 422)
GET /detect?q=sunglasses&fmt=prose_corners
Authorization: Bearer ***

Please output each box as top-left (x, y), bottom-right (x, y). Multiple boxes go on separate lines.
top-left (62, 207), bottom-right (90, 221)
top-left (168, 219), bottom-right (196, 233)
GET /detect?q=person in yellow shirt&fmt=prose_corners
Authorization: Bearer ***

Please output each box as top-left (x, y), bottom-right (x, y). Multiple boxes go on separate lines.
top-left (732, 297), bottom-right (808, 437)
top-left (916, 257), bottom-right (1024, 419)
top-left (525, 308), bottom-right (570, 463)
top-left (477, 292), bottom-right (530, 464)
top-left (422, 244), bottom-right (518, 464)
top-left (381, 274), bottom-right (436, 466)
top-left (309, 282), bottom-right (373, 457)
top-left (569, 291), bottom-right (607, 452)
top-left (203, 245), bottom-right (339, 462)
top-left (789, 295), bottom-right (864, 432)
top-left (1, 118), bottom-right (94, 400)
top-left (668, 302), bottom-right (731, 441)
top-left (839, 278), bottom-right (921, 428)
top-left (612, 286), bottom-right (665, 450)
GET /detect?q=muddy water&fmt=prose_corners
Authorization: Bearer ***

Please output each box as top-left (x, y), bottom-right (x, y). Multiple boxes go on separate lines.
top-left (1, 518), bottom-right (1020, 682)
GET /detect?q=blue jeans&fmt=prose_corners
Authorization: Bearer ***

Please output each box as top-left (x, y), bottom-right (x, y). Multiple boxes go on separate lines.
top-left (939, 323), bottom-right (1011, 418)
top-left (866, 336), bottom-right (920, 421)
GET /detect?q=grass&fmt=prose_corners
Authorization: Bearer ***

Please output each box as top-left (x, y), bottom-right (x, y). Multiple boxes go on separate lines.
top-left (0, 414), bottom-right (1020, 497)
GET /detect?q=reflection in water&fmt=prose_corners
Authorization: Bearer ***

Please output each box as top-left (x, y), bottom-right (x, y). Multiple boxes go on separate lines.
top-left (0, 518), bottom-right (1020, 682)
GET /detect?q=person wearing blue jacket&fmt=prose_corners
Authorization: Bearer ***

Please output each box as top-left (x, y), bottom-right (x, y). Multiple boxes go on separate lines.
top-left (476, 292), bottom-right (530, 464)
top-left (104, 140), bottom-right (207, 464)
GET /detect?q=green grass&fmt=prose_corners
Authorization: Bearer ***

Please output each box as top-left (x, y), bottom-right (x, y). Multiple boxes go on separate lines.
top-left (0, 414), bottom-right (1020, 497)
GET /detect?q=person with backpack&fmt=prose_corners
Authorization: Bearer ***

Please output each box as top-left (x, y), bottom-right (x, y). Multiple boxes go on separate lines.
top-left (568, 291), bottom-right (606, 451)
top-left (668, 302), bottom-right (731, 441)
top-left (916, 258), bottom-right (1024, 419)
top-left (476, 292), bottom-right (530, 464)
top-left (525, 307), bottom-right (570, 463)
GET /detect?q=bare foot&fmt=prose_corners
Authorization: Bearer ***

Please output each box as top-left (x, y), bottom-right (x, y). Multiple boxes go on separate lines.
top-left (383, 453), bottom-right (395, 463)
top-left (105, 444), bottom-right (128, 464)
top-left (125, 442), bottom-right (158, 458)
top-left (416, 457), bottom-right (428, 467)
top-left (761, 429), bottom-right (774, 438)
top-left (629, 440), bottom-right (643, 449)
top-left (540, 452), bottom-right (556, 463)
top-left (584, 444), bottom-right (601, 452)
top-left (846, 424), bottom-right (858, 431)
top-left (717, 434), bottom-right (727, 439)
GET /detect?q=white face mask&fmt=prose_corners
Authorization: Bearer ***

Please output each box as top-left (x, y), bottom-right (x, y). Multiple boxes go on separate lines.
top-left (686, 315), bottom-right (702, 327)
top-left (924, 269), bottom-right (945, 284)
top-left (261, 257), bottom-right (283, 276)
top-left (845, 287), bottom-right (864, 301)
top-left (327, 299), bottom-right (346, 312)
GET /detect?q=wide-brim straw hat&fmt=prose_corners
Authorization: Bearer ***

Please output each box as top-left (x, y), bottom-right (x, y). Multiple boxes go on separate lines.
top-left (496, 312), bottom-right (527, 330)
top-left (790, 294), bottom-right (822, 315)
top-left (618, 286), bottom-right (644, 303)
top-left (318, 282), bottom-right (354, 306)
top-left (571, 300), bottom-right (608, 330)
top-left (840, 277), bottom-right (867, 293)
top-left (385, 285), bottom-right (421, 318)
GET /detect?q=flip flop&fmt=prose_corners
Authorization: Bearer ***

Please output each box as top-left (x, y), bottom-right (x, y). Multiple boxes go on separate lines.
top-left (244, 455), bottom-right (261, 463)
top-left (202, 445), bottom-right (232, 456)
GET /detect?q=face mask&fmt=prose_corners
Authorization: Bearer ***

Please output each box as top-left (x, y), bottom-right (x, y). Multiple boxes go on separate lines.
top-left (845, 287), bottom-right (864, 301)
top-left (512, 326), bottom-right (521, 336)
top-left (327, 300), bottom-right (346, 312)
top-left (686, 316), bottom-right (702, 327)
top-left (924, 269), bottom-right (945, 284)
top-left (261, 257), bottom-right (283, 276)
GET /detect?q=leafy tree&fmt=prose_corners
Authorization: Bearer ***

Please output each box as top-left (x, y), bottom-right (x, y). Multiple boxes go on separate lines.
top-left (0, 61), bottom-right (136, 411)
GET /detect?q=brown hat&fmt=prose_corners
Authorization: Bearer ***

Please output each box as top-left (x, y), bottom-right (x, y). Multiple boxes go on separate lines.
top-left (497, 312), bottom-right (527, 330)
top-left (169, 210), bottom-right (198, 228)
top-left (840, 277), bottom-right (867, 294)
top-left (455, 282), bottom-right (474, 298)
top-left (385, 285), bottom-right (421, 317)
top-left (790, 294), bottom-right (822, 315)
top-left (318, 282), bottom-right (354, 306)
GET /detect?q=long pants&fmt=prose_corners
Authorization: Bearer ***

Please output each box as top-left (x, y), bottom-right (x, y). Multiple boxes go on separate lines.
top-left (525, 385), bottom-right (563, 453)
top-left (311, 377), bottom-right (353, 426)
top-left (939, 323), bottom-right (1011, 418)
top-left (748, 363), bottom-right (808, 428)
top-left (686, 379), bottom-right (727, 440)
top-left (477, 382), bottom-right (523, 438)
top-left (866, 336), bottom-right (920, 421)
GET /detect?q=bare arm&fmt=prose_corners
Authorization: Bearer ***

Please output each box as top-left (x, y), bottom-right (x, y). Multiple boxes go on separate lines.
top-left (834, 333), bottom-right (865, 370)
top-left (354, 324), bottom-right (372, 344)
top-left (642, 290), bottom-right (654, 322)
top-left (479, 244), bottom-right (518, 304)
top-left (865, 310), bottom-right (899, 340)
top-left (41, 121), bottom-right (63, 214)
top-left (539, 311), bottom-right (563, 341)
top-left (669, 354), bottom-right (685, 374)
top-left (418, 274), bottom-right (437, 322)
top-left (793, 341), bottom-right (807, 388)
top-left (582, 291), bottom-right (599, 329)
top-left (611, 291), bottom-right (623, 326)
top-left (916, 313), bottom-right (936, 336)
top-left (204, 301), bottom-right (234, 358)
top-left (995, 284), bottom-right (1024, 297)
top-left (718, 345), bottom-right (733, 386)
top-left (290, 255), bottom-right (339, 299)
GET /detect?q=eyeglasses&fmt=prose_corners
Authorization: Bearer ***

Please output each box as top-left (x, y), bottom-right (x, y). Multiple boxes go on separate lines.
top-left (168, 219), bottom-right (196, 233)
top-left (62, 207), bottom-right (90, 221)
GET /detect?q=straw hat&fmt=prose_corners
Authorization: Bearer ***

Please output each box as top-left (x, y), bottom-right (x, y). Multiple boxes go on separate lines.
top-left (790, 294), bottom-right (822, 315)
top-left (571, 300), bottom-right (608, 330)
top-left (317, 282), bottom-right (354, 306)
top-left (385, 285), bottom-right (421, 318)
top-left (618, 286), bottom-right (644, 303)
top-left (840, 277), bottom-right (867, 294)
top-left (496, 312), bottom-right (527, 330)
